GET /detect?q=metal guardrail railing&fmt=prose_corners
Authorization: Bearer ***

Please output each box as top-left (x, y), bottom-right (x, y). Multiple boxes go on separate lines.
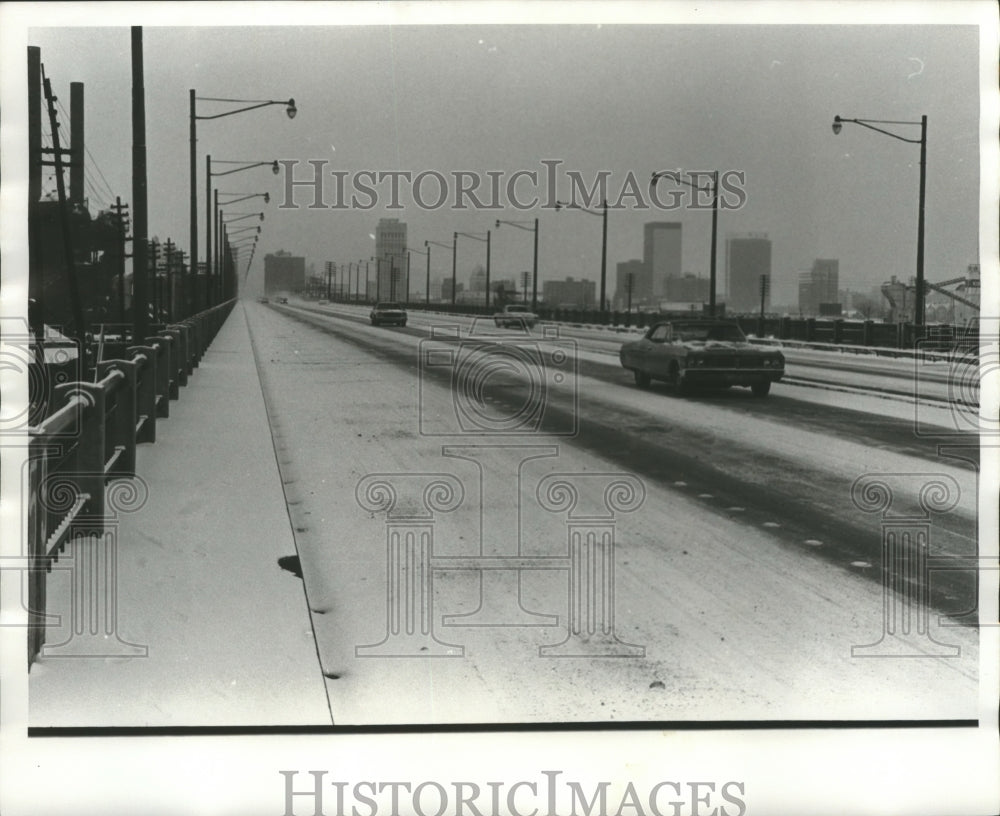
top-left (25, 300), bottom-right (235, 666)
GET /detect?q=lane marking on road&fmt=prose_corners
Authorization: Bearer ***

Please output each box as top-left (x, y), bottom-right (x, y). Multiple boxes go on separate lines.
top-left (282, 303), bottom-right (976, 412)
top-left (804, 539), bottom-right (824, 546)
top-left (727, 506), bottom-right (746, 512)
top-left (698, 493), bottom-right (714, 499)
top-left (850, 560), bottom-right (873, 568)
top-left (763, 521), bottom-right (781, 528)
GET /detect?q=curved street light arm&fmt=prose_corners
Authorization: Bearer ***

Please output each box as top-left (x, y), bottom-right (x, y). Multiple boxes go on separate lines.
top-left (221, 212), bottom-right (264, 225)
top-left (218, 192), bottom-right (270, 206)
top-left (832, 115), bottom-right (922, 144)
top-left (495, 219), bottom-right (536, 232)
top-left (554, 199), bottom-right (604, 217)
top-left (210, 160), bottom-right (280, 178)
top-left (649, 170), bottom-right (713, 195)
top-left (195, 97), bottom-right (297, 121)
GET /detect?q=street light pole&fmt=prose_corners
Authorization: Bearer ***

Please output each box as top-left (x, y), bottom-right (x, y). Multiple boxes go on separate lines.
top-left (207, 158), bottom-right (278, 307)
top-left (532, 217), bottom-right (539, 310)
top-left (832, 114), bottom-right (927, 327)
top-left (600, 198), bottom-right (608, 312)
top-left (916, 115), bottom-right (927, 328)
top-left (190, 93), bottom-right (296, 311)
top-left (649, 170), bottom-right (719, 317)
top-left (709, 171), bottom-right (718, 318)
top-left (451, 232), bottom-right (458, 306)
top-left (496, 218), bottom-right (540, 311)
top-left (188, 89), bottom-right (196, 317)
top-left (554, 201), bottom-right (609, 316)
top-left (205, 154), bottom-right (212, 308)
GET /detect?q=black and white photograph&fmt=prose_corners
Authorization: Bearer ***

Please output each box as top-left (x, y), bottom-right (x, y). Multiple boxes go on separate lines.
top-left (1, 2), bottom-right (997, 814)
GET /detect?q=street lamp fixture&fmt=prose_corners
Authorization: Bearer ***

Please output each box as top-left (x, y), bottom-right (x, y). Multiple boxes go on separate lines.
top-left (191, 91), bottom-right (296, 311)
top-left (496, 218), bottom-right (540, 310)
top-left (649, 170), bottom-right (719, 317)
top-left (831, 114), bottom-right (928, 327)
top-left (555, 199), bottom-right (609, 315)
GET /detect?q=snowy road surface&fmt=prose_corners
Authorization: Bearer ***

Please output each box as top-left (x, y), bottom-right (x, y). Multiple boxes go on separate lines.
top-left (246, 301), bottom-right (979, 725)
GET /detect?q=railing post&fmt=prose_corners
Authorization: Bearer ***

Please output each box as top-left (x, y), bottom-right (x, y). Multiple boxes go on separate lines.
top-left (167, 324), bottom-right (189, 385)
top-left (157, 329), bottom-right (182, 398)
top-left (862, 320), bottom-right (873, 347)
top-left (98, 360), bottom-right (138, 478)
top-left (833, 319), bottom-right (844, 345)
top-left (128, 345), bottom-right (157, 442)
top-left (52, 381), bottom-right (106, 519)
top-left (144, 336), bottom-right (171, 417)
top-left (27, 442), bottom-right (52, 663)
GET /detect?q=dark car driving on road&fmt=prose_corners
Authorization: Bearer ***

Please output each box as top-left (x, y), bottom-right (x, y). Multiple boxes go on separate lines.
top-left (619, 319), bottom-right (784, 396)
top-left (370, 302), bottom-right (407, 327)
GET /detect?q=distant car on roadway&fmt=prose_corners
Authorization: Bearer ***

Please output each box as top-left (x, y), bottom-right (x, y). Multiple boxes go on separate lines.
top-left (317, 299), bottom-right (328, 305)
top-left (370, 302), bottom-right (407, 327)
top-left (619, 319), bottom-right (784, 396)
top-left (258, 296), bottom-right (269, 304)
top-left (493, 303), bottom-right (538, 329)
top-left (278, 297), bottom-right (289, 304)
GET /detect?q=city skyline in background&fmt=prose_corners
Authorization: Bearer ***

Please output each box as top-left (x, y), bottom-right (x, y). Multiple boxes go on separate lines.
top-left (10, 12), bottom-right (987, 313)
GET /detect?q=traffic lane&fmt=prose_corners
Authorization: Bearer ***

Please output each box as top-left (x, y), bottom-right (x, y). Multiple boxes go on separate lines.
top-left (244, 303), bottom-right (978, 724)
top-left (285, 303), bottom-right (977, 473)
top-left (572, 356), bottom-right (978, 463)
top-left (306, 303), bottom-right (965, 406)
top-left (266, 303), bottom-right (978, 620)
top-left (276, 302), bottom-right (978, 510)
top-left (273, 302), bottom-right (978, 545)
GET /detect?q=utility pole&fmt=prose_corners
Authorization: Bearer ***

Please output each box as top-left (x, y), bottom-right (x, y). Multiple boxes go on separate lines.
top-left (532, 217), bottom-right (539, 311)
top-left (165, 239), bottom-right (175, 322)
top-left (111, 197), bottom-right (131, 322)
top-left (28, 46), bottom-right (44, 340)
top-left (41, 69), bottom-right (85, 342)
top-left (149, 239), bottom-right (159, 323)
top-left (131, 26), bottom-right (149, 341)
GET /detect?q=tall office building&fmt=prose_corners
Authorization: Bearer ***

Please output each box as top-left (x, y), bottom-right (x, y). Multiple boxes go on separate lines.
top-left (643, 222), bottom-right (682, 298)
top-left (797, 258), bottom-right (840, 315)
top-left (375, 218), bottom-right (407, 301)
top-left (264, 250), bottom-right (305, 294)
top-left (725, 233), bottom-right (772, 313)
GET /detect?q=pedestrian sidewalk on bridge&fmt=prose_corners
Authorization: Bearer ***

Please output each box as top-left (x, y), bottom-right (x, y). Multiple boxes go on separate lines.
top-left (29, 303), bottom-right (332, 728)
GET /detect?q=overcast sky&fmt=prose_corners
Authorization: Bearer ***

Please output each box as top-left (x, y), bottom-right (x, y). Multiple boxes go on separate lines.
top-left (5, 3), bottom-right (993, 305)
